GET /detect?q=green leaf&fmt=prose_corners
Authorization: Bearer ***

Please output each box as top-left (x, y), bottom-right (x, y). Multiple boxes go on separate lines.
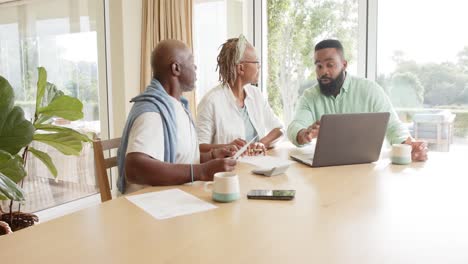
top-left (35, 82), bottom-right (66, 125)
top-left (33, 132), bottom-right (83, 156)
top-left (0, 76), bottom-right (35, 155)
top-left (0, 171), bottom-right (25, 201)
top-left (35, 124), bottom-right (92, 142)
top-left (37, 95), bottom-right (84, 121)
top-left (29, 147), bottom-right (57, 177)
top-left (36, 67), bottom-right (47, 112)
top-left (0, 150), bottom-right (27, 183)
top-left (41, 82), bottom-right (64, 110)
top-left (35, 115), bottom-right (52, 125)
top-left (0, 106), bottom-right (35, 155)
top-left (43, 82), bottom-right (64, 107)
top-left (0, 76), bottom-right (14, 115)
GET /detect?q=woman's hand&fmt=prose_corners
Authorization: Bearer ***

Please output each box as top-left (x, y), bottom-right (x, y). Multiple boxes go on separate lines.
top-left (246, 142), bottom-right (267, 156)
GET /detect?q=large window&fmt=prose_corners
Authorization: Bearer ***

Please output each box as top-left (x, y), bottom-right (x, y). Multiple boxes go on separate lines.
top-left (266, 0), bottom-right (359, 124)
top-left (264, 0), bottom-right (467, 152)
top-left (193, 0), bottom-right (252, 103)
top-left (0, 0), bottom-right (107, 212)
top-left (376, 0), bottom-right (468, 151)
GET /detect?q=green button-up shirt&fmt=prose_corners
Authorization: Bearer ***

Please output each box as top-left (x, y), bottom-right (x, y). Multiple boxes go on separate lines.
top-left (287, 74), bottom-right (409, 146)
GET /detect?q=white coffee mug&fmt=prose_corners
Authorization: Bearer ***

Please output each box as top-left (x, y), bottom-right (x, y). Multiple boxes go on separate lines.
top-left (391, 144), bottom-right (412, 165)
top-left (204, 172), bottom-right (240, 202)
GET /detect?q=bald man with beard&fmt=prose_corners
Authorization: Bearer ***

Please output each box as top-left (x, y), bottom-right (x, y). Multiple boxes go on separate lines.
top-left (117, 40), bottom-right (237, 194)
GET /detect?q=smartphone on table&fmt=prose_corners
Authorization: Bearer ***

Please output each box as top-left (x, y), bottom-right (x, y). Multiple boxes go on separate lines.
top-left (247, 190), bottom-right (295, 200)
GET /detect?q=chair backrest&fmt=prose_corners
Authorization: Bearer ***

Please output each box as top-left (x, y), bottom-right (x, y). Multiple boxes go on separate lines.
top-left (93, 138), bottom-right (121, 202)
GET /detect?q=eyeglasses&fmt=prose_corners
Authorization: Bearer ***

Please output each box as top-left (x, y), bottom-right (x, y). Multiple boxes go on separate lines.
top-left (239, 61), bottom-right (261, 68)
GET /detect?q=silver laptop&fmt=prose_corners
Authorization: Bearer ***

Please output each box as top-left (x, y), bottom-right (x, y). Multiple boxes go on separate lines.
top-left (290, 112), bottom-right (390, 167)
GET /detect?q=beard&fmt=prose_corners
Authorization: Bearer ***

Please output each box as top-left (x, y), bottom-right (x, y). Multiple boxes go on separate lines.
top-left (318, 70), bottom-right (346, 97)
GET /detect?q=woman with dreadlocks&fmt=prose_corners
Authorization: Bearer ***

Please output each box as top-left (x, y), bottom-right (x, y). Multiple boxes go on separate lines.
top-left (196, 35), bottom-right (283, 155)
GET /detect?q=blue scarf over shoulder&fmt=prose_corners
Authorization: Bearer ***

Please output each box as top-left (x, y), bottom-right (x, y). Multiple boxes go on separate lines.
top-left (117, 79), bottom-right (189, 193)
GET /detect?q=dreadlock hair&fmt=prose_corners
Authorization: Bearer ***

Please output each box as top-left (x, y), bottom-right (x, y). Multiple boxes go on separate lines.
top-left (217, 38), bottom-right (239, 87)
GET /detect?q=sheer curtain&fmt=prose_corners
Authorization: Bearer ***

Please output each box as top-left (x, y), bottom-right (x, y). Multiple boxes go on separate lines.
top-left (140, 0), bottom-right (196, 114)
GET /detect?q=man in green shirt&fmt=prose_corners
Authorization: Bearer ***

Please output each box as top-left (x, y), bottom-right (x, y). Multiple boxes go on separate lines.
top-left (287, 39), bottom-right (427, 161)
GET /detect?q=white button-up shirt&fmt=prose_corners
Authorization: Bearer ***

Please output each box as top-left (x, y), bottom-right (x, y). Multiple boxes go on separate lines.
top-left (196, 84), bottom-right (284, 144)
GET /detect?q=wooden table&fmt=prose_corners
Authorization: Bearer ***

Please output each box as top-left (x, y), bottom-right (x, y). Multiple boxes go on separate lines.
top-left (1, 143), bottom-right (468, 263)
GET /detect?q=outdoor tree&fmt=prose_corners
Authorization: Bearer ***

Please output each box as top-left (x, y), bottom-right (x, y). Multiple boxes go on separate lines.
top-left (457, 46), bottom-right (468, 73)
top-left (267, 0), bottom-right (358, 124)
top-left (388, 72), bottom-right (424, 108)
top-left (377, 48), bottom-right (468, 138)
top-left (378, 46), bottom-right (468, 108)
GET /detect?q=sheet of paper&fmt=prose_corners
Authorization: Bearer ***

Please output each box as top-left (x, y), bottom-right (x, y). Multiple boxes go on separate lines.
top-left (290, 143), bottom-right (316, 155)
top-left (126, 189), bottom-right (217, 220)
top-left (239, 155), bottom-right (293, 169)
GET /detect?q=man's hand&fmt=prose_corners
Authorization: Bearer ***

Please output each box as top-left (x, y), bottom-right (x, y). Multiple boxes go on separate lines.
top-left (297, 121), bottom-right (320, 145)
top-left (246, 142), bottom-right (267, 156)
top-left (211, 145), bottom-right (237, 159)
top-left (200, 158), bottom-right (237, 181)
top-left (403, 137), bottom-right (428, 161)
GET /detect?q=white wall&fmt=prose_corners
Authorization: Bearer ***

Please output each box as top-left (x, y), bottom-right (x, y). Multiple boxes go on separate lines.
top-left (122, 0), bottom-right (142, 116)
top-left (107, 0), bottom-right (142, 138)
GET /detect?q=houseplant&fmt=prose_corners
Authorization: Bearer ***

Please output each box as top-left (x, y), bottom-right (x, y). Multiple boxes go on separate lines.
top-left (0, 67), bottom-right (91, 234)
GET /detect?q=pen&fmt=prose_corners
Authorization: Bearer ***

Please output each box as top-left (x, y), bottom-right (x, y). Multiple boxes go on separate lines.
top-left (232, 136), bottom-right (258, 159)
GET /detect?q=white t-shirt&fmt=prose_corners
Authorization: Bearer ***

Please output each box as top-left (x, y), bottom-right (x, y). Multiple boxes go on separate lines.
top-left (125, 96), bottom-right (199, 193)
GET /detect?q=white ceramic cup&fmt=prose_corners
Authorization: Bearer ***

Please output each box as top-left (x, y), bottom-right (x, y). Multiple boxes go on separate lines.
top-left (391, 144), bottom-right (412, 165)
top-left (204, 172), bottom-right (240, 202)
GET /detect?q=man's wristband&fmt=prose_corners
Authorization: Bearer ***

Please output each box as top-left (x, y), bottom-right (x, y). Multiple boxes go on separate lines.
top-left (190, 164), bottom-right (194, 184)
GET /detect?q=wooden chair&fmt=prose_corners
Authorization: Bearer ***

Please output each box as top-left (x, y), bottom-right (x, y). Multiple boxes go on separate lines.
top-left (93, 138), bottom-right (121, 202)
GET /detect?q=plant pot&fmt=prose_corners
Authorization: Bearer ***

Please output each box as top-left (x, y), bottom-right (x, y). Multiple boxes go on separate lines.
top-left (0, 211), bottom-right (39, 232)
top-left (0, 221), bottom-right (13, 235)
